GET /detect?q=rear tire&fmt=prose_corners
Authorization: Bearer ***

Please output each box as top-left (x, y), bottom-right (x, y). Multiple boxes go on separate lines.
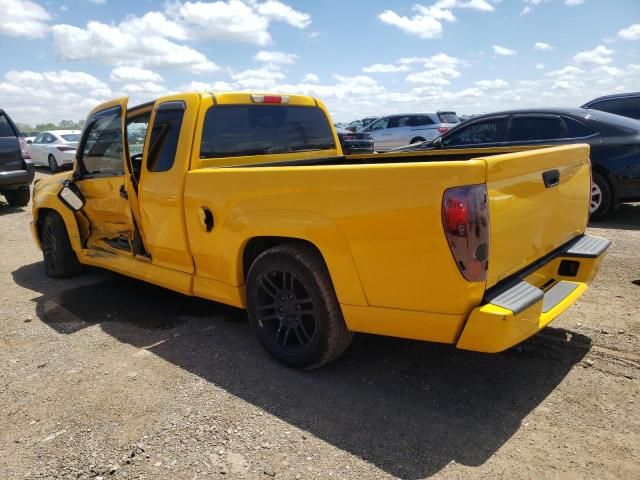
top-left (48, 154), bottom-right (59, 173)
top-left (246, 243), bottom-right (353, 369)
top-left (3, 187), bottom-right (30, 207)
top-left (410, 137), bottom-right (426, 144)
top-left (41, 211), bottom-right (83, 278)
top-left (589, 172), bottom-right (613, 221)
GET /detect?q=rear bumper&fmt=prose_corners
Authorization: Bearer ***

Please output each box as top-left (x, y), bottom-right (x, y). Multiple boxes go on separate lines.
top-left (0, 160), bottom-right (35, 189)
top-left (456, 234), bottom-right (610, 353)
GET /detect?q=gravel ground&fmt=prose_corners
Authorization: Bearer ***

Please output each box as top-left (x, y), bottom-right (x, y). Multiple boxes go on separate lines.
top-left (1, 169), bottom-right (638, 480)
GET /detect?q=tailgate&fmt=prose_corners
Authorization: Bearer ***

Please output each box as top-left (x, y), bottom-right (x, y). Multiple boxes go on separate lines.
top-left (482, 144), bottom-right (591, 287)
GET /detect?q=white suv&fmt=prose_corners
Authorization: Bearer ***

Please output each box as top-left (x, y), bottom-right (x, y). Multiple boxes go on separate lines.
top-left (359, 112), bottom-right (460, 152)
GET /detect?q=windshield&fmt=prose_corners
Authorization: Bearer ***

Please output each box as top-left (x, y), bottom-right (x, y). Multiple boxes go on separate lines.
top-left (438, 112), bottom-right (460, 124)
top-left (61, 134), bottom-right (81, 142)
top-left (200, 105), bottom-right (335, 158)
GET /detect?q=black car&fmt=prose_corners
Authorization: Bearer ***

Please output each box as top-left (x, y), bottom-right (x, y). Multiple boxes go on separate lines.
top-left (0, 109), bottom-right (35, 207)
top-left (582, 92), bottom-right (640, 120)
top-left (395, 108), bottom-right (640, 219)
top-left (336, 127), bottom-right (374, 154)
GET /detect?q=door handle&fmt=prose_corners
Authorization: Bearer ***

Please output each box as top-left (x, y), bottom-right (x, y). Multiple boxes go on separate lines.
top-left (542, 169), bottom-right (560, 188)
top-left (199, 207), bottom-right (214, 232)
top-left (119, 184), bottom-right (128, 199)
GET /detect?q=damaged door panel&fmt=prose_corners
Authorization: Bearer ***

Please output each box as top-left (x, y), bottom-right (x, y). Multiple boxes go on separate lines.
top-left (72, 97), bottom-right (136, 254)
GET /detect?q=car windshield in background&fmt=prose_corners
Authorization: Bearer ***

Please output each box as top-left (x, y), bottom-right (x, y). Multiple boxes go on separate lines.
top-left (438, 112), bottom-right (460, 123)
top-left (583, 109), bottom-right (640, 132)
top-left (200, 105), bottom-right (335, 158)
top-left (61, 134), bottom-right (80, 142)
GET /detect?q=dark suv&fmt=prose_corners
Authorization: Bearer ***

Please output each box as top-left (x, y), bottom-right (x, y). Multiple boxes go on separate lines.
top-left (582, 92), bottom-right (640, 120)
top-left (395, 108), bottom-right (640, 219)
top-left (0, 109), bottom-right (35, 206)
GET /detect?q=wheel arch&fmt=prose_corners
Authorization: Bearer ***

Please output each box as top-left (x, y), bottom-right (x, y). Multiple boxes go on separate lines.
top-left (33, 189), bottom-right (84, 253)
top-left (235, 214), bottom-right (368, 308)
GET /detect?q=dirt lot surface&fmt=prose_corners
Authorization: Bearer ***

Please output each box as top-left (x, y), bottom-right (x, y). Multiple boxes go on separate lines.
top-left (1, 169), bottom-right (639, 480)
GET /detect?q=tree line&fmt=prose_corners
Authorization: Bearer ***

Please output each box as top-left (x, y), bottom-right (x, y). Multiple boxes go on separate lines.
top-left (15, 119), bottom-right (85, 133)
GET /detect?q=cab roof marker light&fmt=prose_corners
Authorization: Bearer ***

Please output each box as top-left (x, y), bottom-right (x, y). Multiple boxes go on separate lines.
top-left (251, 95), bottom-right (290, 104)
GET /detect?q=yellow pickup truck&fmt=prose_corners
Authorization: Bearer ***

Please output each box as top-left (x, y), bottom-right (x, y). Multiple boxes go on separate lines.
top-left (31, 92), bottom-right (610, 369)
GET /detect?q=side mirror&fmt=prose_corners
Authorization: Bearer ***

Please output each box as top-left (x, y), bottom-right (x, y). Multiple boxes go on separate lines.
top-left (26, 140), bottom-right (32, 144)
top-left (58, 180), bottom-right (85, 211)
top-left (433, 137), bottom-right (443, 148)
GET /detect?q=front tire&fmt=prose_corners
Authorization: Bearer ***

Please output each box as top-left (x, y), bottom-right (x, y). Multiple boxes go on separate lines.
top-left (41, 212), bottom-right (83, 278)
top-left (246, 243), bottom-right (353, 369)
top-left (3, 187), bottom-right (30, 206)
top-left (589, 172), bottom-right (613, 221)
top-left (48, 154), bottom-right (59, 173)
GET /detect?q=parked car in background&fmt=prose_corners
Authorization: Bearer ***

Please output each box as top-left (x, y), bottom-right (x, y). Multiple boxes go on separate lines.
top-left (29, 130), bottom-right (81, 172)
top-left (335, 127), bottom-right (374, 154)
top-left (582, 92), bottom-right (640, 120)
top-left (392, 108), bottom-right (640, 219)
top-left (359, 112), bottom-right (460, 151)
top-left (0, 109), bottom-right (35, 206)
top-left (24, 133), bottom-right (39, 144)
top-left (347, 116), bottom-right (378, 132)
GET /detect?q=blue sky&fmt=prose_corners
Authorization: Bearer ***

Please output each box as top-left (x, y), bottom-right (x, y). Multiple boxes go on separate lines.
top-left (0, 0), bottom-right (638, 124)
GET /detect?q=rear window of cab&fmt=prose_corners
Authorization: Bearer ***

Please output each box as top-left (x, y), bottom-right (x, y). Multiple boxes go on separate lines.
top-left (200, 105), bottom-right (335, 158)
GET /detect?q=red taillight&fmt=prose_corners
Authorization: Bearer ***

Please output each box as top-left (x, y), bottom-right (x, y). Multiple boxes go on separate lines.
top-left (251, 94), bottom-right (290, 104)
top-left (56, 146), bottom-right (75, 152)
top-left (19, 138), bottom-right (30, 159)
top-left (438, 127), bottom-right (449, 134)
top-left (442, 185), bottom-right (489, 282)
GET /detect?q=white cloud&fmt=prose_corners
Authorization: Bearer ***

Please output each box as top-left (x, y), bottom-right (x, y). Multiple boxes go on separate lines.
top-left (51, 21), bottom-right (218, 73)
top-left (572, 45), bottom-right (614, 65)
top-left (565, 0), bottom-right (584, 5)
top-left (520, 6), bottom-right (532, 15)
top-left (533, 42), bottom-right (553, 51)
top-left (120, 82), bottom-right (167, 94)
top-left (618, 24), bottom-right (640, 41)
top-left (378, 0), bottom-right (494, 39)
top-left (403, 53), bottom-right (462, 85)
top-left (0, 70), bottom-right (112, 123)
top-left (169, 0), bottom-right (310, 45)
top-left (0, 0), bottom-right (51, 38)
top-left (50, 1), bottom-right (312, 75)
top-left (535, 63), bottom-right (545, 70)
top-left (301, 73), bottom-right (319, 83)
top-left (254, 50), bottom-right (298, 64)
top-left (230, 67), bottom-right (286, 89)
top-left (546, 65), bottom-right (585, 77)
top-left (362, 63), bottom-right (410, 73)
top-left (110, 66), bottom-right (164, 83)
top-left (253, 0), bottom-right (311, 28)
top-left (88, 0), bottom-right (107, 4)
top-left (493, 45), bottom-right (517, 56)
top-left (475, 79), bottom-right (509, 89)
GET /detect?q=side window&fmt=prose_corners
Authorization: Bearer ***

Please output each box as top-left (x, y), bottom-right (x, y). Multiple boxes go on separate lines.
top-left (147, 103), bottom-right (184, 172)
top-left (590, 97), bottom-right (640, 120)
top-left (443, 118), bottom-right (508, 146)
top-left (0, 114), bottom-right (16, 137)
top-left (44, 133), bottom-right (56, 143)
top-left (388, 116), bottom-right (410, 129)
top-left (79, 107), bottom-right (124, 176)
top-left (126, 114), bottom-right (150, 156)
top-left (563, 117), bottom-right (597, 138)
top-left (411, 115), bottom-right (434, 126)
top-left (508, 116), bottom-right (568, 142)
top-left (33, 133), bottom-right (44, 143)
top-left (369, 117), bottom-right (389, 131)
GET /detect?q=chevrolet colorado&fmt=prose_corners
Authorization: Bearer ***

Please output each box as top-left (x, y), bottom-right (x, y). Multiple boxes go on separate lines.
top-left (30, 92), bottom-right (609, 368)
